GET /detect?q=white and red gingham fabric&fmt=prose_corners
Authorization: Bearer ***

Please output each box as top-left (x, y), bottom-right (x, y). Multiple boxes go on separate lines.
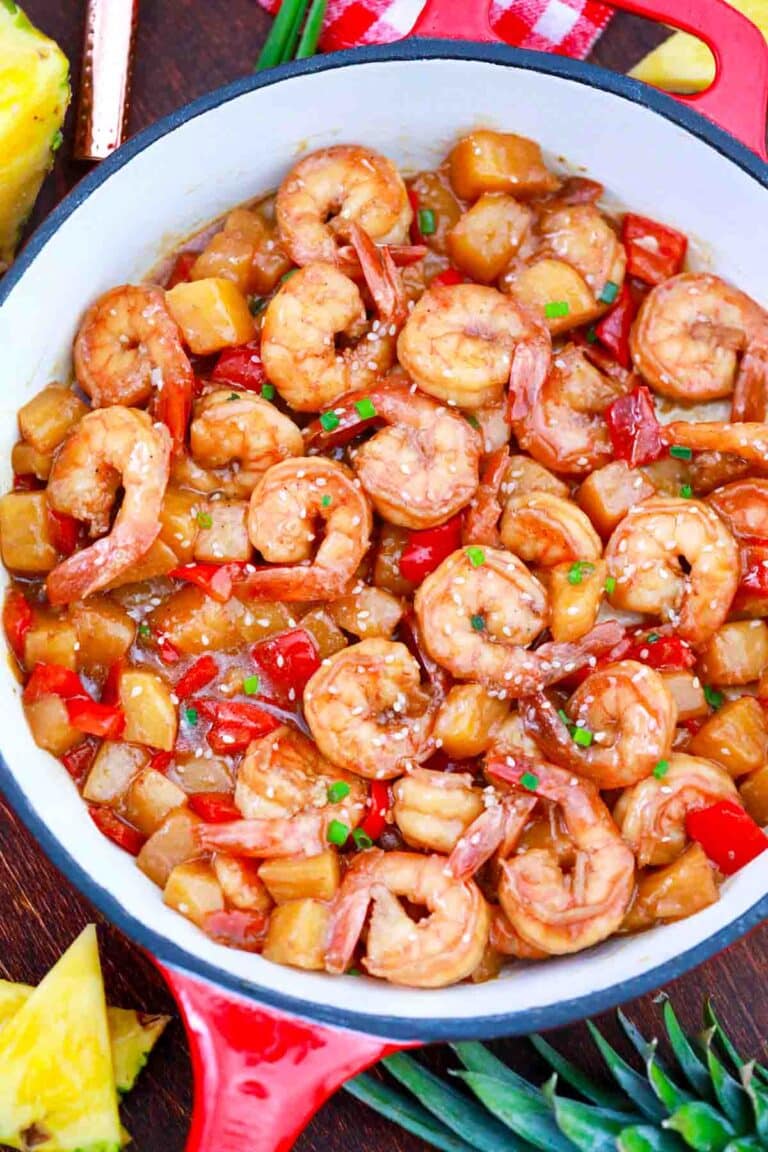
top-left (259, 0), bottom-right (612, 59)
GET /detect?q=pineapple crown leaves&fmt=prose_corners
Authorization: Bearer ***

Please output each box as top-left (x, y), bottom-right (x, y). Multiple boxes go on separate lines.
top-left (346, 996), bottom-right (768, 1152)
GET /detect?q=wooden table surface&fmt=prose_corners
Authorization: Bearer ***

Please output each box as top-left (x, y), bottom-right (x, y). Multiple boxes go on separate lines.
top-left (4, 4), bottom-right (767, 1150)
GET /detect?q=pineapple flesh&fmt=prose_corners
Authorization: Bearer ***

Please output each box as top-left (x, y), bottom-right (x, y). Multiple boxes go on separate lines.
top-left (0, 1), bottom-right (70, 272)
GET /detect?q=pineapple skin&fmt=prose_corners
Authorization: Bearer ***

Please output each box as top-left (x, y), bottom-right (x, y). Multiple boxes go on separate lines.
top-left (0, 1), bottom-right (70, 272)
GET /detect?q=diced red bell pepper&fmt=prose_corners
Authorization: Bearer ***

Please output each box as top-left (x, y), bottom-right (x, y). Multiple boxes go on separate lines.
top-left (203, 909), bottom-right (268, 952)
top-left (3, 589), bottom-right (33, 660)
top-left (605, 385), bottom-right (665, 467)
top-left (735, 540), bottom-right (768, 599)
top-left (48, 509), bottom-right (82, 556)
top-left (622, 213), bottom-right (688, 286)
top-left (148, 750), bottom-right (174, 774)
top-left (60, 739), bottom-right (97, 784)
top-left (686, 799), bottom-right (768, 875)
top-left (252, 628), bottom-right (321, 704)
top-left (188, 792), bottom-right (242, 823)
top-left (166, 252), bottom-right (197, 289)
top-left (206, 722), bottom-right (260, 755)
top-left (398, 513), bottom-right (463, 584)
top-left (680, 717), bottom-right (705, 736)
top-left (101, 659), bottom-right (124, 706)
top-left (66, 697), bottom-right (126, 740)
top-left (88, 805), bottom-right (146, 856)
top-left (23, 662), bottom-right (86, 704)
top-left (408, 188), bottom-right (425, 245)
top-left (156, 635), bottom-right (181, 664)
top-left (211, 341), bottom-right (267, 392)
top-left (13, 473), bottom-right (43, 491)
top-left (155, 370), bottom-right (194, 454)
top-left (358, 780), bottom-right (390, 842)
top-left (594, 282), bottom-right (636, 369)
top-left (196, 697), bottom-right (281, 731)
top-left (431, 267), bottom-right (464, 287)
top-left (302, 390), bottom-right (381, 451)
top-left (615, 630), bottom-right (696, 671)
top-left (175, 655), bottom-right (218, 700)
top-left (168, 562), bottom-right (244, 603)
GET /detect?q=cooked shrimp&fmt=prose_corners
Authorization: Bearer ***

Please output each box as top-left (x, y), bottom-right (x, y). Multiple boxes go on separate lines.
top-left (490, 755), bottom-right (635, 955)
top-left (197, 724), bottom-right (366, 858)
top-left (393, 768), bottom-right (484, 854)
top-left (349, 383), bottom-right (481, 528)
top-left (500, 490), bottom-right (602, 568)
top-left (190, 388), bottom-right (303, 490)
top-left (631, 274), bottom-right (768, 404)
top-left (397, 283), bottom-right (552, 409)
top-left (414, 546), bottom-right (623, 694)
top-left (46, 407), bottom-right (171, 604)
top-left (463, 451), bottom-right (572, 549)
top-left (261, 225), bottom-right (406, 412)
top-left (325, 850), bottom-right (490, 987)
top-left (244, 457), bottom-right (373, 601)
top-left (613, 753), bottom-right (739, 866)
top-left (662, 420), bottom-right (768, 469)
top-left (522, 660), bottom-right (678, 788)
top-left (304, 638), bottom-right (438, 779)
top-left (510, 343), bottom-right (630, 475)
top-left (604, 496), bottom-right (739, 645)
top-left (708, 478), bottom-right (768, 540)
top-left (536, 203), bottom-right (626, 301)
top-left (276, 145), bottom-right (412, 267)
top-left (449, 792), bottom-right (538, 881)
top-left (490, 908), bottom-right (548, 961)
top-left (74, 284), bottom-right (194, 408)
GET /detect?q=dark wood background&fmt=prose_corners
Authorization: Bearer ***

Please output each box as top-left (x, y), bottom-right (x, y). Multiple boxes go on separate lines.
top-left (4, 4), bottom-right (766, 1149)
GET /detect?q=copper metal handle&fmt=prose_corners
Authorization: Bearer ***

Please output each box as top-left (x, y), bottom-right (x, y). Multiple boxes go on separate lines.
top-left (75, 0), bottom-right (139, 161)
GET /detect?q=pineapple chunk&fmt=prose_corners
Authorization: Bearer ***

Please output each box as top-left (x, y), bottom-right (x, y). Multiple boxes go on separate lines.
top-left (166, 277), bottom-right (254, 354)
top-left (697, 621), bottom-right (768, 685)
top-left (510, 258), bottom-right (599, 334)
top-left (660, 671), bottom-right (708, 722)
top-left (69, 597), bottom-right (136, 669)
top-left (18, 385), bottom-right (87, 454)
top-left (447, 194), bottom-right (532, 283)
top-left (118, 668), bottom-right (177, 751)
top-left (149, 584), bottom-right (290, 654)
top-left (123, 767), bottom-right (187, 837)
top-left (0, 491), bottom-right (58, 572)
top-left (262, 899), bottom-right (331, 970)
top-left (688, 696), bottom-right (768, 778)
top-left (328, 585), bottom-right (403, 639)
top-left (408, 171), bottom-right (462, 255)
top-left (83, 742), bottom-right (149, 806)
top-left (11, 440), bottom-right (52, 480)
top-left (578, 461), bottom-right (655, 539)
top-left (23, 615), bottom-right (78, 670)
top-left (193, 499), bottom-right (251, 563)
top-left (299, 607), bottom-right (347, 659)
top-left (106, 538), bottom-right (178, 589)
top-left (164, 859), bottom-right (224, 927)
top-left (434, 683), bottom-right (509, 759)
top-left (0, 3), bottom-right (70, 272)
top-left (259, 852), bottom-right (340, 904)
top-left (24, 694), bottom-right (82, 756)
top-left (137, 806), bottom-right (203, 888)
top-left (158, 487), bottom-right (202, 563)
top-left (449, 130), bottom-right (559, 200)
top-left (0, 925), bottom-right (121, 1151)
top-left (740, 763), bottom-right (768, 826)
top-left (191, 231), bottom-right (255, 294)
top-left (622, 844), bottom-right (719, 933)
top-left (548, 559), bottom-right (607, 643)
top-left (214, 854), bottom-right (272, 912)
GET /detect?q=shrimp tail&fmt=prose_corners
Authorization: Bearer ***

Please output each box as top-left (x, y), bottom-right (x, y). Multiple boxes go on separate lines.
top-left (196, 817), bottom-right (325, 858)
top-left (507, 331), bottom-right (551, 421)
top-left (449, 793), bottom-right (536, 880)
top-left (535, 619), bottom-right (625, 687)
top-left (732, 344), bottom-right (768, 421)
top-left (462, 446), bottom-right (509, 548)
top-left (241, 565), bottom-right (354, 602)
top-left (349, 222), bottom-right (407, 328)
top-left (46, 520), bottom-right (160, 605)
top-left (519, 692), bottom-right (582, 771)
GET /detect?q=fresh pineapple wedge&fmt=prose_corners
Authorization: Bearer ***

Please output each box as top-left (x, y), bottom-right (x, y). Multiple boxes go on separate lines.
top-left (0, 925), bottom-right (122, 1151)
top-left (0, 983), bottom-right (169, 1097)
top-left (630, 1), bottom-right (768, 92)
top-left (0, 1), bottom-right (70, 271)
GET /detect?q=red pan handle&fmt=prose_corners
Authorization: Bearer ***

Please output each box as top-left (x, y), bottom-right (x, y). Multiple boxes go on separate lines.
top-left (407, 0), bottom-right (768, 160)
top-left (159, 964), bottom-right (409, 1152)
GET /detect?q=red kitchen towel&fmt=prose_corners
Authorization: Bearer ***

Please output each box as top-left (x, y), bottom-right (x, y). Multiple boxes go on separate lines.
top-left (259, 0), bottom-right (612, 58)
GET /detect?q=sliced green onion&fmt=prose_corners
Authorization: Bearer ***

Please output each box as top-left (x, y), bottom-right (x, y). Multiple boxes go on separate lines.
top-left (138, 622), bottom-right (151, 639)
top-left (520, 771), bottom-right (539, 792)
top-left (249, 296), bottom-right (267, 315)
top-left (567, 561), bottom-right (595, 586)
top-left (669, 445), bottom-right (693, 461)
top-left (680, 484), bottom-right (693, 499)
top-left (196, 511), bottom-right (213, 529)
top-left (653, 759), bottom-right (670, 779)
top-left (646, 632), bottom-right (660, 643)
top-left (352, 828), bottom-right (374, 850)
top-left (355, 397), bottom-right (377, 420)
top-left (228, 392), bottom-right (240, 401)
top-left (418, 208), bottom-right (436, 236)
top-left (466, 546), bottom-right (485, 568)
top-left (544, 300), bottom-right (570, 319)
top-left (243, 675), bottom-right (260, 696)
top-left (261, 383), bottom-right (276, 400)
top-left (347, 966), bottom-right (363, 976)
top-left (573, 726), bottom-right (593, 748)
top-left (585, 326), bottom-right (598, 344)
top-left (464, 413), bottom-right (480, 429)
top-left (321, 494), bottom-right (332, 508)
top-left (328, 780), bottom-right (351, 803)
top-left (470, 614), bottom-right (485, 632)
top-left (320, 410), bottom-right (340, 432)
top-left (279, 268), bottom-right (298, 285)
top-left (52, 129), bottom-right (63, 152)
top-left (327, 819), bottom-right (350, 846)
top-left (704, 685), bottom-right (724, 710)
top-left (598, 279), bottom-right (620, 305)
top-left (184, 707), bottom-right (198, 726)
top-left (295, 0), bottom-right (328, 60)
top-left (557, 708), bottom-right (570, 725)
top-left (604, 576), bottom-right (617, 595)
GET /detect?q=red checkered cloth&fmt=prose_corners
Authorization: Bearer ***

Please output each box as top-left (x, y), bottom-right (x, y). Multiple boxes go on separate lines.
top-left (259, 0), bottom-right (611, 59)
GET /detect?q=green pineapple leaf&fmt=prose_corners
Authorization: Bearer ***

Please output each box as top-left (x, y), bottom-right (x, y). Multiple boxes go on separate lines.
top-left (452, 1041), bottom-right (545, 1100)
top-left (530, 1033), bottom-right (627, 1110)
top-left (617, 1124), bottom-right (689, 1151)
top-left (454, 1072), bottom-right (574, 1152)
top-left (703, 1031), bottom-right (752, 1134)
top-left (741, 1067), bottom-right (768, 1143)
top-left (618, 1009), bottom-right (658, 1065)
top-left (722, 1139), bottom-right (766, 1151)
top-left (551, 1094), bottom-right (629, 1151)
top-left (587, 1020), bottom-right (666, 1121)
top-left (344, 1072), bottom-right (478, 1152)
top-left (704, 1003), bottom-right (746, 1074)
top-left (647, 1046), bottom-right (695, 1113)
top-left (663, 1101), bottom-right (737, 1151)
top-left (664, 1003), bottom-right (714, 1101)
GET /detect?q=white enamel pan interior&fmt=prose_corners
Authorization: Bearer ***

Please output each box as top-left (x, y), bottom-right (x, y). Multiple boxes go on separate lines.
top-left (1, 44), bottom-right (767, 1042)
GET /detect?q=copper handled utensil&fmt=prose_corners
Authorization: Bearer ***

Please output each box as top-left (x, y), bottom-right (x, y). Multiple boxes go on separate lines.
top-left (75, 0), bottom-right (139, 161)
